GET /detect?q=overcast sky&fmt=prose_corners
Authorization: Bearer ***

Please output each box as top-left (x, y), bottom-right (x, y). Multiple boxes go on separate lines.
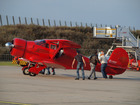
top-left (0, 0), bottom-right (140, 29)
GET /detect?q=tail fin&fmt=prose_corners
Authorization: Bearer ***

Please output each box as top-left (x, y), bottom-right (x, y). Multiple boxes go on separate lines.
top-left (108, 48), bottom-right (129, 69)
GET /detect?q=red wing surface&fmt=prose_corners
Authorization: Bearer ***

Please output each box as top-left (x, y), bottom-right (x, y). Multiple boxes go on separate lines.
top-left (42, 61), bottom-right (66, 69)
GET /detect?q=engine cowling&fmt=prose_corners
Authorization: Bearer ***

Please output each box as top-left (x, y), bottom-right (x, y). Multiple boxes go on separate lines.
top-left (10, 38), bottom-right (27, 57)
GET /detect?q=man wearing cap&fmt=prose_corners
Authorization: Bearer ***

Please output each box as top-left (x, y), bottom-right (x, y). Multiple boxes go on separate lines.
top-left (72, 51), bottom-right (86, 80)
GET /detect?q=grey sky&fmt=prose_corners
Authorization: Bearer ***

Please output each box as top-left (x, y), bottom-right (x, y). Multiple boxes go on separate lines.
top-left (0, 0), bottom-right (140, 29)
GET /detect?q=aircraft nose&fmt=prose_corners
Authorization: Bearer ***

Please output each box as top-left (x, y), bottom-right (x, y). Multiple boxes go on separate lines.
top-left (5, 42), bottom-right (14, 49)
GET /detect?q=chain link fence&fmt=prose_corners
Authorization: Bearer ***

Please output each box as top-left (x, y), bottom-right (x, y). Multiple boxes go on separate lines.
top-left (0, 54), bottom-right (14, 61)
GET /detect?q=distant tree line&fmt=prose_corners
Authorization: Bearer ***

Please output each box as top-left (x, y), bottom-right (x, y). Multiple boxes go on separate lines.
top-left (0, 25), bottom-right (140, 57)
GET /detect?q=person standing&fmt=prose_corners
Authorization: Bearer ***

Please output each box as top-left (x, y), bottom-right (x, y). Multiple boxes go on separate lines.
top-left (46, 67), bottom-right (51, 75)
top-left (52, 68), bottom-right (55, 75)
top-left (99, 51), bottom-right (108, 79)
top-left (72, 51), bottom-right (86, 80)
top-left (88, 51), bottom-right (98, 80)
top-left (46, 67), bottom-right (55, 75)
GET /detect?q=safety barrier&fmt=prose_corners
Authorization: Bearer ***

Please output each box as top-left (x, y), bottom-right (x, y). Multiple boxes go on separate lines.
top-left (0, 54), bottom-right (13, 61)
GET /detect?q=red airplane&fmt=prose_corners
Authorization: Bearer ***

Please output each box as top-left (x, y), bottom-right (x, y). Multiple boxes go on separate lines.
top-left (5, 38), bottom-right (129, 78)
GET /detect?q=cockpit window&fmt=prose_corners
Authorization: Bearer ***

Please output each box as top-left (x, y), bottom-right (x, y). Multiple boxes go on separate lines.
top-left (46, 44), bottom-right (49, 48)
top-left (35, 40), bottom-right (46, 47)
top-left (51, 45), bottom-right (56, 50)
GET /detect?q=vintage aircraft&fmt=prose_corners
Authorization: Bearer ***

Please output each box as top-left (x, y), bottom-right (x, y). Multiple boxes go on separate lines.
top-left (5, 38), bottom-right (129, 78)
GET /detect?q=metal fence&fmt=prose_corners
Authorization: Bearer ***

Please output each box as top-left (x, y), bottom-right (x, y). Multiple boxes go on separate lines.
top-left (0, 54), bottom-right (14, 61)
top-left (0, 15), bottom-right (94, 27)
top-left (0, 14), bottom-right (135, 30)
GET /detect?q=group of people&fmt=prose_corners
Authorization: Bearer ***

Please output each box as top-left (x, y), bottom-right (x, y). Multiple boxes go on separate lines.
top-left (40, 67), bottom-right (55, 75)
top-left (72, 50), bottom-right (108, 80)
top-left (40, 50), bottom-right (108, 80)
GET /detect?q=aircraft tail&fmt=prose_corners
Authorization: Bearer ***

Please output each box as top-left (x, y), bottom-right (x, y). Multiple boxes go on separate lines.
top-left (107, 48), bottom-right (129, 75)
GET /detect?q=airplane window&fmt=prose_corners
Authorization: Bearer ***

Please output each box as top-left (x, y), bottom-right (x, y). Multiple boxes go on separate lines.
top-left (46, 44), bottom-right (49, 48)
top-left (51, 45), bottom-right (56, 50)
top-left (35, 40), bottom-right (46, 47)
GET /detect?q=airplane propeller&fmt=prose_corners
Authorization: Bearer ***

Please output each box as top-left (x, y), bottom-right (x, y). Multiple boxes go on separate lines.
top-left (5, 42), bottom-right (14, 49)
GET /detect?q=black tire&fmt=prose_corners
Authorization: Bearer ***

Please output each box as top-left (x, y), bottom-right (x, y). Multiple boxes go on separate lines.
top-left (29, 72), bottom-right (37, 76)
top-left (109, 75), bottom-right (113, 79)
top-left (23, 67), bottom-right (29, 75)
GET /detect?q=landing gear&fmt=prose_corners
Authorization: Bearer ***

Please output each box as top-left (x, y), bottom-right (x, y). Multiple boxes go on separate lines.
top-left (23, 67), bottom-right (29, 75)
top-left (109, 75), bottom-right (113, 79)
top-left (29, 72), bottom-right (37, 76)
top-left (22, 66), bottom-right (37, 76)
top-left (22, 63), bottom-right (45, 77)
top-left (136, 67), bottom-right (140, 71)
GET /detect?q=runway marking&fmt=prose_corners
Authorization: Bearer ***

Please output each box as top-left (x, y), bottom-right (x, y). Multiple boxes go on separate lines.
top-left (0, 101), bottom-right (32, 105)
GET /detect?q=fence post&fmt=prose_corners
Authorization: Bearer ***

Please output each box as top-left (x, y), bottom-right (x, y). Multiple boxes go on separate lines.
top-left (37, 18), bottom-right (39, 25)
top-left (96, 24), bottom-right (97, 27)
top-left (42, 19), bottom-right (45, 26)
top-left (19, 17), bottom-right (21, 24)
top-left (65, 21), bottom-right (67, 26)
top-left (25, 17), bottom-right (27, 25)
top-left (75, 22), bottom-right (78, 27)
top-left (115, 25), bottom-right (118, 38)
top-left (81, 22), bottom-right (83, 27)
top-left (133, 27), bottom-right (135, 31)
top-left (31, 18), bottom-right (33, 24)
top-left (6, 15), bottom-right (9, 25)
top-left (100, 24), bottom-right (102, 27)
top-left (54, 20), bottom-right (56, 26)
top-left (86, 23), bottom-right (88, 27)
top-left (48, 19), bottom-right (51, 26)
top-left (59, 20), bottom-right (61, 26)
top-left (12, 16), bottom-right (15, 25)
top-left (70, 21), bottom-right (72, 27)
top-left (129, 26), bottom-right (132, 31)
top-left (90, 23), bottom-right (93, 27)
top-left (0, 15), bottom-right (3, 26)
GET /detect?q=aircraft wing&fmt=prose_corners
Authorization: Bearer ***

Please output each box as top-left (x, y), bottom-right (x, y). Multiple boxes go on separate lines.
top-left (42, 61), bottom-right (66, 69)
top-left (32, 59), bottom-right (66, 69)
top-left (17, 57), bottom-right (61, 68)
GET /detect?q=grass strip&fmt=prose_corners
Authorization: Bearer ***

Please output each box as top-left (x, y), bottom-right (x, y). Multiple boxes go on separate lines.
top-left (0, 61), bottom-right (16, 66)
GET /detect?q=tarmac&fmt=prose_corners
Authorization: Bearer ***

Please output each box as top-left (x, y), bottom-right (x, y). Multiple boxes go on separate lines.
top-left (0, 66), bottom-right (140, 105)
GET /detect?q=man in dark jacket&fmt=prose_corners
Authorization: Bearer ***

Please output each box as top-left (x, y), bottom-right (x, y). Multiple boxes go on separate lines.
top-left (72, 51), bottom-right (86, 80)
top-left (88, 51), bottom-right (98, 80)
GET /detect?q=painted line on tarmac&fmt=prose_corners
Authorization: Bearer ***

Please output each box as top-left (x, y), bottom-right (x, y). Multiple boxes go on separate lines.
top-left (0, 101), bottom-right (32, 105)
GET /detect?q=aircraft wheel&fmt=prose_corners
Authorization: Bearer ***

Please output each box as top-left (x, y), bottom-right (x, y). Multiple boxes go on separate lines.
top-left (23, 67), bottom-right (29, 75)
top-left (136, 67), bottom-right (140, 71)
top-left (109, 75), bottom-right (113, 79)
top-left (29, 72), bottom-right (37, 76)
